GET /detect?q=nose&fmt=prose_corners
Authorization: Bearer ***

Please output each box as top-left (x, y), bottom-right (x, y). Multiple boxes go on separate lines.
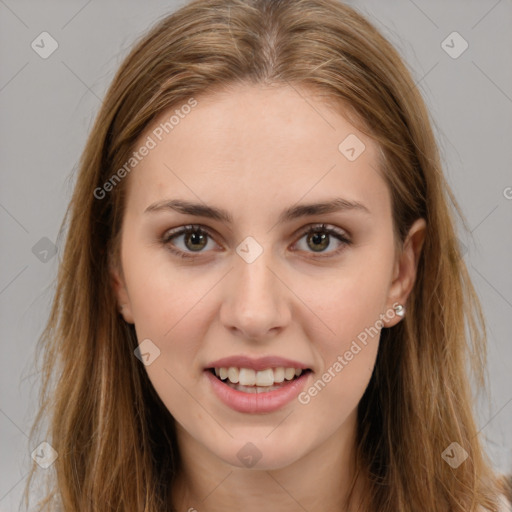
top-left (219, 247), bottom-right (291, 341)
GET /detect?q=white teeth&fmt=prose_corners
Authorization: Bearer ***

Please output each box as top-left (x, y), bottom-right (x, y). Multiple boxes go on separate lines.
top-left (225, 381), bottom-right (290, 393)
top-left (273, 367), bottom-right (285, 383)
top-left (213, 366), bottom-right (306, 387)
top-left (284, 368), bottom-right (296, 380)
top-left (238, 368), bottom-right (256, 386)
top-left (255, 368), bottom-right (274, 386)
top-left (227, 367), bottom-right (239, 384)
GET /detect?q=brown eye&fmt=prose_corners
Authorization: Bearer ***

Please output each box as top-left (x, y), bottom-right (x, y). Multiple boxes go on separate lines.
top-left (161, 225), bottom-right (218, 259)
top-left (306, 231), bottom-right (330, 252)
top-left (294, 224), bottom-right (352, 257)
top-left (161, 223), bottom-right (351, 261)
top-left (183, 229), bottom-right (208, 251)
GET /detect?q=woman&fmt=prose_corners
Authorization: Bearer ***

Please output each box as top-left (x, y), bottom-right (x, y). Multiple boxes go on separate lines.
top-left (24, 0), bottom-right (511, 510)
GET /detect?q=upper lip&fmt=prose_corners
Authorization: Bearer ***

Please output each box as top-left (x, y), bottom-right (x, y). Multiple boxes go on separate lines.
top-left (205, 355), bottom-right (311, 372)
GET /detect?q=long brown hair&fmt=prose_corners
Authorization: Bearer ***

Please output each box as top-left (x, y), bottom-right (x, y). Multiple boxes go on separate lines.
top-left (23, 0), bottom-right (508, 510)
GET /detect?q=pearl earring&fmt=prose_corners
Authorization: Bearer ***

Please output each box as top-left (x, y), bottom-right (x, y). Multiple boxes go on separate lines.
top-left (394, 303), bottom-right (405, 317)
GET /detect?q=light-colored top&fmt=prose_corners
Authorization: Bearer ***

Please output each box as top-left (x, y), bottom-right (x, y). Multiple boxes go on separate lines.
top-left (498, 494), bottom-right (512, 512)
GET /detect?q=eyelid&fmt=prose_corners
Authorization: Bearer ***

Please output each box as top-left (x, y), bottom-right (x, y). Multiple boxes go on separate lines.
top-left (161, 224), bottom-right (222, 259)
top-left (162, 224), bottom-right (220, 244)
top-left (291, 223), bottom-right (351, 257)
top-left (161, 222), bottom-right (351, 259)
top-left (294, 223), bottom-right (351, 241)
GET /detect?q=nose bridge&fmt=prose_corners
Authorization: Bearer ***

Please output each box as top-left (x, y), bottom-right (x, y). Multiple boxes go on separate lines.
top-left (220, 240), bottom-right (289, 338)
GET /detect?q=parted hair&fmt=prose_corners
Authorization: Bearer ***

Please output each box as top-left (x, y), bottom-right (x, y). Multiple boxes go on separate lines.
top-left (24, 0), bottom-right (508, 510)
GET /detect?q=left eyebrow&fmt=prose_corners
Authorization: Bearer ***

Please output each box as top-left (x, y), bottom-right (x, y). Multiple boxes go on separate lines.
top-left (144, 197), bottom-right (371, 224)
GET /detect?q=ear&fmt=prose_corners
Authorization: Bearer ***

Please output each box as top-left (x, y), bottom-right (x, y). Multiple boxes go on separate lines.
top-left (109, 258), bottom-right (135, 324)
top-left (383, 218), bottom-right (426, 328)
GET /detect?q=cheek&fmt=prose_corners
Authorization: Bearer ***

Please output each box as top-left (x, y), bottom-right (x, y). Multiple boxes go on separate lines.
top-left (296, 255), bottom-right (393, 350)
top-left (297, 276), bottom-right (384, 425)
top-left (128, 272), bottom-right (212, 383)
top-left (291, 248), bottom-right (393, 404)
top-left (120, 241), bottom-right (217, 405)
top-left (122, 236), bottom-right (209, 339)
top-left (126, 265), bottom-right (214, 419)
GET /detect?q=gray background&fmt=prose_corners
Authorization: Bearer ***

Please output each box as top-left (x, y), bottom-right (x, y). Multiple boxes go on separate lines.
top-left (1, 0), bottom-right (511, 510)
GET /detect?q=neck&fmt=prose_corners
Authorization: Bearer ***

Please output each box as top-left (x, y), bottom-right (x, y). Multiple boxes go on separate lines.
top-left (170, 409), bottom-right (365, 512)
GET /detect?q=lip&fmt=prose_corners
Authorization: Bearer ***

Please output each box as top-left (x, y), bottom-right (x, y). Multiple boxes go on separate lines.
top-left (205, 355), bottom-right (311, 372)
top-left (205, 368), bottom-right (312, 414)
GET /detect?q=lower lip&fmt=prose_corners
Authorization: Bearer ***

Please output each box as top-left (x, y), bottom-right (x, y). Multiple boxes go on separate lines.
top-left (205, 370), bottom-right (311, 414)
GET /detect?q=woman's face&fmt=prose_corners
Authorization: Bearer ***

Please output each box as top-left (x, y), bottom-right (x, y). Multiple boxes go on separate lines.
top-left (112, 83), bottom-right (424, 470)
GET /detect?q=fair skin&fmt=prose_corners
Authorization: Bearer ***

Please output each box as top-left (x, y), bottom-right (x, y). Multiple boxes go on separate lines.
top-left (111, 83), bottom-right (426, 512)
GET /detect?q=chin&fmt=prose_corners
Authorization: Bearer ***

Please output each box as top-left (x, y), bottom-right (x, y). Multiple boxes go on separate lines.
top-left (211, 438), bottom-right (305, 471)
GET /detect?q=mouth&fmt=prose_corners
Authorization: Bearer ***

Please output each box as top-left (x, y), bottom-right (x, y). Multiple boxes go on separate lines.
top-left (205, 365), bottom-right (313, 413)
top-left (206, 366), bottom-right (313, 394)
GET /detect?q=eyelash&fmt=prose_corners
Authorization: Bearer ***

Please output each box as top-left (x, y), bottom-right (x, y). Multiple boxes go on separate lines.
top-left (160, 223), bottom-right (352, 260)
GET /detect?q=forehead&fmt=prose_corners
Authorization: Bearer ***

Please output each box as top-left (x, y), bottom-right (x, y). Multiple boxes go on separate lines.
top-left (124, 83), bottom-right (390, 221)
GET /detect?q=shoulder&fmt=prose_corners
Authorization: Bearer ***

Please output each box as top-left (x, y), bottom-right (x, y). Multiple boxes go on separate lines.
top-left (479, 494), bottom-right (512, 512)
top-left (498, 494), bottom-right (512, 512)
